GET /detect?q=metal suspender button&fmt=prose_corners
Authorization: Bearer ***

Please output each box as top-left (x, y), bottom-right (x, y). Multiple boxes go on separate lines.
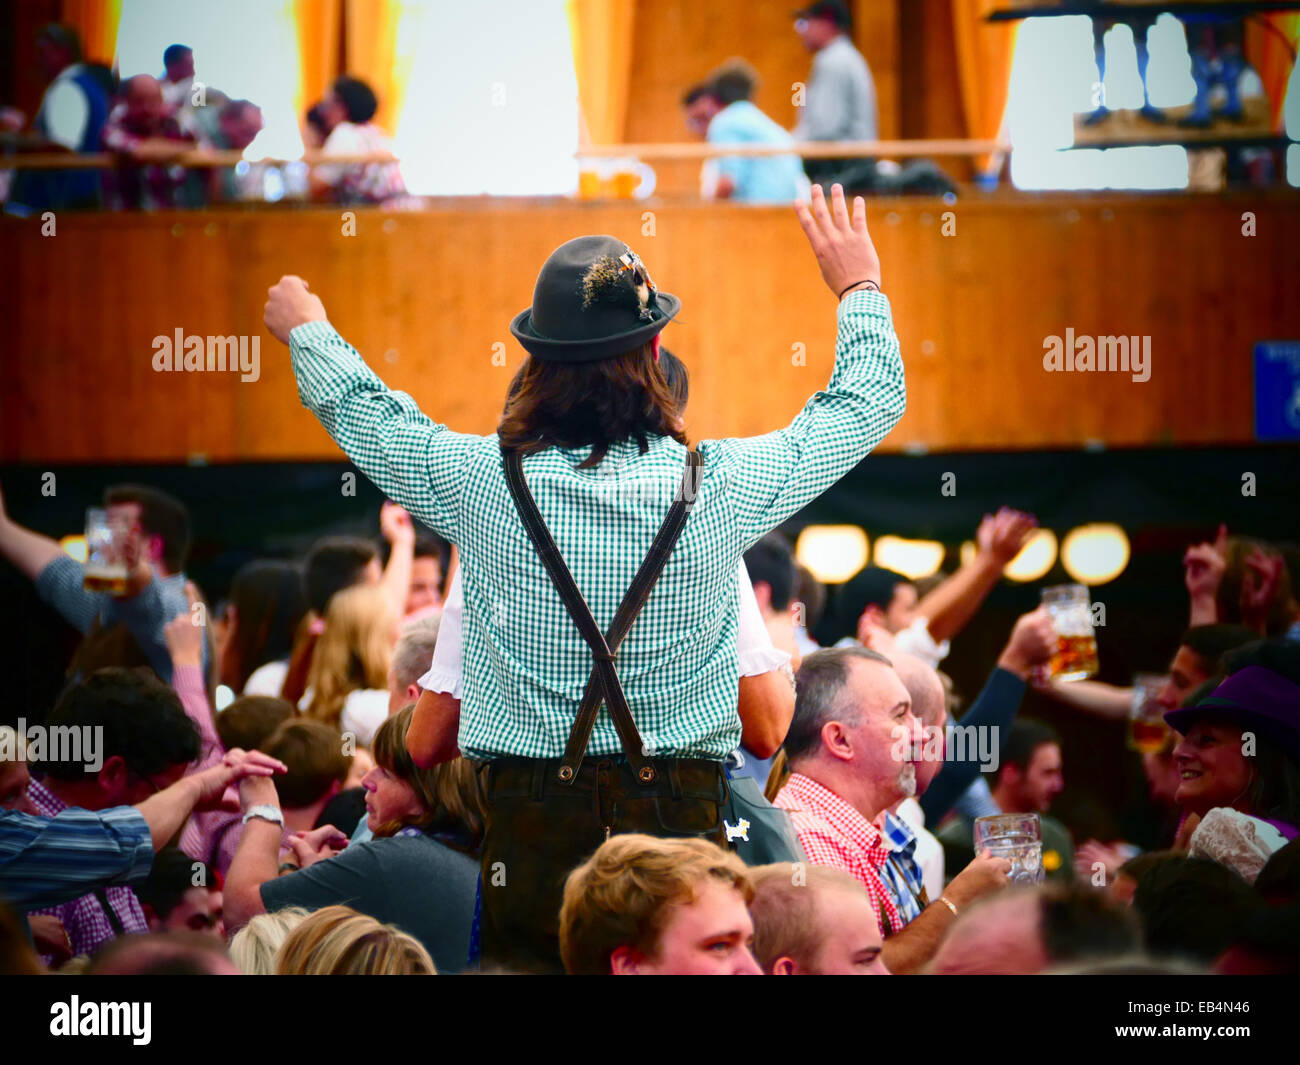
top-left (638, 766), bottom-right (656, 784)
top-left (558, 765), bottom-right (575, 782)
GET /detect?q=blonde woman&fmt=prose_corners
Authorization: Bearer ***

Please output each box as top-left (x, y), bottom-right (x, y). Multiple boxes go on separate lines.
top-left (301, 583), bottom-right (396, 745)
top-left (275, 905), bottom-right (435, 975)
top-left (228, 907), bottom-right (309, 975)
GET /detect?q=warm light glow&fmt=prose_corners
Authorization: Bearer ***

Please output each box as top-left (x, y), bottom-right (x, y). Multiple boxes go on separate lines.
top-left (60, 535), bottom-right (88, 563)
top-left (1004, 529), bottom-right (1059, 582)
top-left (1062, 523), bottom-right (1130, 585)
top-left (796, 526), bottom-right (870, 584)
top-left (872, 536), bottom-right (946, 581)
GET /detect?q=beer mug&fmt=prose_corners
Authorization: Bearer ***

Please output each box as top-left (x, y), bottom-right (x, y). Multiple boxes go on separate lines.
top-left (1127, 674), bottom-right (1169, 754)
top-left (974, 813), bottom-right (1043, 885)
top-left (577, 163), bottom-right (605, 200)
top-left (608, 157), bottom-right (655, 200)
top-left (83, 507), bottom-right (130, 594)
top-left (1040, 583), bottom-right (1098, 681)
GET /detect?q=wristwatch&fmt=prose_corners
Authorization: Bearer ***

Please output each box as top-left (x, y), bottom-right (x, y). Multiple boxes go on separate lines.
top-left (242, 804), bottom-right (285, 827)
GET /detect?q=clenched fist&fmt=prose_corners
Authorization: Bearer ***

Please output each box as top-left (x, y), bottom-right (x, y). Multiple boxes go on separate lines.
top-left (265, 275), bottom-right (327, 344)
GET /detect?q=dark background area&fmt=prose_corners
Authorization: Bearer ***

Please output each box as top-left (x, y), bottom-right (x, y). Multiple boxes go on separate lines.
top-left (2, 441), bottom-right (1297, 848)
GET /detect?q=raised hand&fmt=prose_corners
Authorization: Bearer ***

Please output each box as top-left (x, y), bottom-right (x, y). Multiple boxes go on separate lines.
top-left (794, 183), bottom-right (881, 299)
top-left (265, 275), bottom-right (327, 345)
top-left (163, 581), bottom-right (205, 667)
top-left (380, 500), bottom-right (414, 546)
top-left (978, 507), bottom-right (1038, 566)
top-left (1184, 524), bottom-right (1227, 621)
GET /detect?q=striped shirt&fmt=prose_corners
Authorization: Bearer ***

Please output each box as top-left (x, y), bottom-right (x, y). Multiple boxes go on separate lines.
top-left (0, 800), bottom-right (152, 914)
top-left (27, 779), bottom-right (150, 957)
top-left (288, 288), bottom-right (903, 760)
top-left (774, 772), bottom-right (904, 934)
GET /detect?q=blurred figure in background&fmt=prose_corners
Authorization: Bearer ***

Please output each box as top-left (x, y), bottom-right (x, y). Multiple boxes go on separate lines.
top-left (682, 61), bottom-right (810, 203)
top-left (792, 0), bottom-right (877, 188)
top-left (159, 44), bottom-right (197, 134)
top-left (100, 75), bottom-right (193, 210)
top-left (311, 75), bottom-right (406, 204)
top-left (187, 99), bottom-right (265, 205)
top-left (7, 24), bottom-right (110, 213)
top-left (301, 584), bottom-right (397, 746)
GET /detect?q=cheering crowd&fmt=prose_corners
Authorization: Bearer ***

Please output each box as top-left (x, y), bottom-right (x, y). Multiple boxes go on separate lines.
top-left (2, 184), bottom-right (1298, 976)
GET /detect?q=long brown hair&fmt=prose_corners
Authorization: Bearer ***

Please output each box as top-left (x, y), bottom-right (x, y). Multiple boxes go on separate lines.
top-left (497, 341), bottom-right (686, 467)
top-left (370, 705), bottom-right (486, 847)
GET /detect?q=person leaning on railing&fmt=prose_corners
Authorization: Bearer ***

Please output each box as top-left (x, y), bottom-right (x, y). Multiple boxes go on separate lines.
top-left (263, 182), bottom-right (906, 972)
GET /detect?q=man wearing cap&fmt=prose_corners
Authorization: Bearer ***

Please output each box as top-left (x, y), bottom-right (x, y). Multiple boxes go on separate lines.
top-left (265, 184), bottom-right (905, 971)
top-left (793, 1), bottom-right (879, 188)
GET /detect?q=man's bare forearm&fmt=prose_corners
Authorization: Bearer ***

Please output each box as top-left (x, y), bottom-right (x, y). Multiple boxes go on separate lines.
top-left (916, 554), bottom-right (1002, 645)
top-left (880, 903), bottom-right (956, 974)
top-left (0, 514), bottom-right (63, 581)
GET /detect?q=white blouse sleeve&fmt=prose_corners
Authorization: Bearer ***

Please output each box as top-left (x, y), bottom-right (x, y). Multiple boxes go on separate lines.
top-left (736, 559), bottom-right (791, 678)
top-left (418, 567), bottom-right (464, 698)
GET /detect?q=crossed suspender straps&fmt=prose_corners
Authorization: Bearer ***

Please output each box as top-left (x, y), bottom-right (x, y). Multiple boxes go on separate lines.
top-left (501, 446), bottom-right (704, 786)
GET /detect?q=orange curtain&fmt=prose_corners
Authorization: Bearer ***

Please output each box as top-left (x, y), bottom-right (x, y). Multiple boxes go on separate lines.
top-left (951, 0), bottom-right (1018, 177)
top-left (566, 0), bottom-right (635, 146)
top-left (342, 0), bottom-right (425, 136)
top-left (1245, 14), bottom-right (1300, 131)
top-left (59, 0), bottom-right (123, 66)
top-left (295, 0), bottom-right (342, 122)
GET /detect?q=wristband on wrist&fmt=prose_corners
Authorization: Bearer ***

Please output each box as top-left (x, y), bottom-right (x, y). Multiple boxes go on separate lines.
top-left (243, 804), bottom-right (284, 828)
top-left (937, 895), bottom-right (959, 917)
top-left (838, 279), bottom-right (880, 300)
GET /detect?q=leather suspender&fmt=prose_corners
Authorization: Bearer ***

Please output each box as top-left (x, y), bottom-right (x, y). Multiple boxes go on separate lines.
top-left (502, 446), bottom-right (703, 786)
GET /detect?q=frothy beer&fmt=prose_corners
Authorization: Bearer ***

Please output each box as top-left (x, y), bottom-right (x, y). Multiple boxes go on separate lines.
top-left (1050, 632), bottom-right (1098, 682)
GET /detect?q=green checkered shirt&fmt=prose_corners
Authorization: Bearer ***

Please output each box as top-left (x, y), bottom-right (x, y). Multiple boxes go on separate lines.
top-left (288, 288), bottom-right (904, 760)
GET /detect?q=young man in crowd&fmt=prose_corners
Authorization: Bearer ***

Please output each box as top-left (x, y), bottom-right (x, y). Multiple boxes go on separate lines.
top-left (747, 862), bottom-right (888, 974)
top-left (935, 718), bottom-right (1074, 884)
top-left (559, 834), bottom-right (762, 976)
top-left (0, 482), bottom-right (206, 684)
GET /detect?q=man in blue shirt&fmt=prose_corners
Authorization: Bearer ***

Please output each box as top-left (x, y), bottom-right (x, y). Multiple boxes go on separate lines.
top-left (683, 62), bottom-right (810, 204)
top-left (0, 482), bottom-right (208, 683)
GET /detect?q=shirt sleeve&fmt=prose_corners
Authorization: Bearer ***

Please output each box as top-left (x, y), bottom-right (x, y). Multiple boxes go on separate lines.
top-left (43, 79), bottom-right (90, 150)
top-left (919, 666), bottom-right (1026, 825)
top-left (702, 289), bottom-right (904, 548)
top-left (419, 567), bottom-right (464, 697)
top-left (34, 554), bottom-right (103, 635)
top-left (172, 663), bottom-right (223, 768)
top-left (735, 560), bottom-right (791, 678)
top-left (797, 58), bottom-right (850, 141)
top-left (289, 320), bottom-right (485, 544)
top-left (100, 573), bottom-right (196, 682)
top-left (0, 807), bottom-right (154, 912)
top-left (893, 615), bottom-right (950, 669)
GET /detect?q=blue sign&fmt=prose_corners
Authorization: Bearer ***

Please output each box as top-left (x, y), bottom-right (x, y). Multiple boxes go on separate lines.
top-left (1254, 342), bottom-right (1300, 442)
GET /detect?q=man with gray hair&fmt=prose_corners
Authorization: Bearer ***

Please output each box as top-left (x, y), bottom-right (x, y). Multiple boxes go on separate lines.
top-left (774, 646), bottom-right (1010, 973)
top-left (388, 613), bottom-right (442, 716)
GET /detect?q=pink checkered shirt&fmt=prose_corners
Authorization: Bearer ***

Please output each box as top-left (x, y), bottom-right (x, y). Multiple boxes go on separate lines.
top-left (28, 778), bottom-right (149, 961)
top-left (774, 772), bottom-right (904, 934)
